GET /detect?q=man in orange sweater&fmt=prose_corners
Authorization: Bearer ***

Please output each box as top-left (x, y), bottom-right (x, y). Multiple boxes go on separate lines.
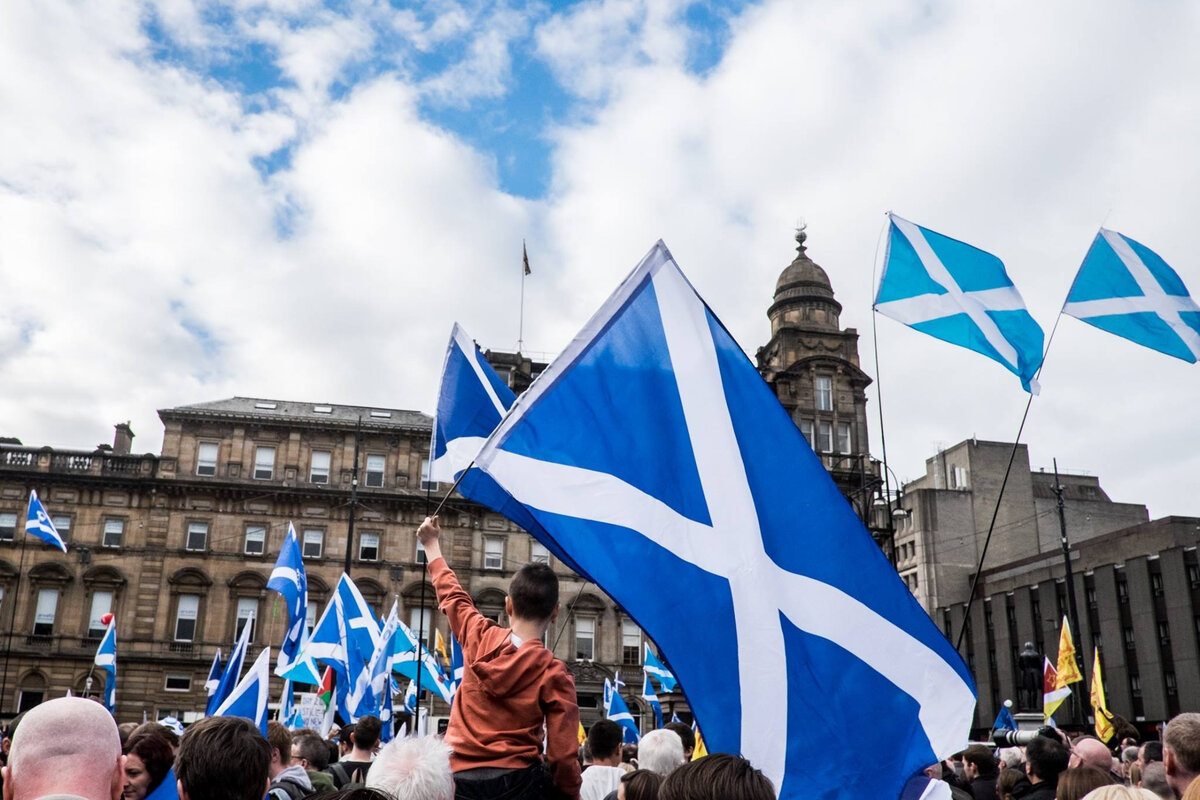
top-left (418, 515), bottom-right (582, 800)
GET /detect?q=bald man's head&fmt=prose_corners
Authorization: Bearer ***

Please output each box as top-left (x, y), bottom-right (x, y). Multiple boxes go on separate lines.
top-left (1073, 737), bottom-right (1114, 771)
top-left (1, 697), bottom-right (123, 800)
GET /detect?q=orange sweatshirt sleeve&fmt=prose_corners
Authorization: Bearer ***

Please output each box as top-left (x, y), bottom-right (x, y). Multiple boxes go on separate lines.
top-left (541, 664), bottom-right (583, 800)
top-left (430, 556), bottom-right (496, 660)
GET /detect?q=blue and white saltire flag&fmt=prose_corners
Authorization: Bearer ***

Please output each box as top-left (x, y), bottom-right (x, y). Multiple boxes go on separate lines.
top-left (403, 679), bottom-right (418, 716)
top-left (387, 617), bottom-right (453, 704)
top-left (430, 323), bottom-right (591, 579)
top-left (210, 618), bottom-right (252, 715)
top-left (898, 776), bottom-right (953, 800)
top-left (471, 240), bottom-right (976, 799)
top-left (613, 670), bottom-right (625, 693)
top-left (26, 490), bottom-right (67, 553)
top-left (94, 620), bottom-right (117, 712)
top-left (603, 678), bottom-right (614, 716)
top-left (643, 644), bottom-right (677, 692)
top-left (379, 683), bottom-right (395, 743)
top-left (608, 689), bottom-right (640, 744)
top-left (215, 647), bottom-right (272, 736)
top-left (993, 702), bottom-right (1017, 732)
top-left (1064, 229), bottom-right (1200, 362)
top-left (205, 649), bottom-right (223, 706)
top-left (296, 574), bottom-right (380, 722)
top-left (269, 523), bottom-right (321, 686)
top-left (875, 214), bottom-right (1045, 393)
top-left (449, 632), bottom-right (464, 702)
top-left (671, 713), bottom-right (682, 724)
top-left (641, 673), bottom-right (663, 730)
top-left (285, 707), bottom-right (305, 731)
top-left (352, 601), bottom-right (402, 720)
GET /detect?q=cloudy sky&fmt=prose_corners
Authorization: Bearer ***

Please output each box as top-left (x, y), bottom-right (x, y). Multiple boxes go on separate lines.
top-left (2, 0), bottom-right (1198, 521)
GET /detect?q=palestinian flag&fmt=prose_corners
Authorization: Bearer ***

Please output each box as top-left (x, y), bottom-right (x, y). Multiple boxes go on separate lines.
top-left (318, 666), bottom-right (336, 736)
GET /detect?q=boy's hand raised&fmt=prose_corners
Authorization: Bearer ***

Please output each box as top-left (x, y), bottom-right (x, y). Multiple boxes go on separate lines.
top-left (418, 515), bottom-right (443, 562)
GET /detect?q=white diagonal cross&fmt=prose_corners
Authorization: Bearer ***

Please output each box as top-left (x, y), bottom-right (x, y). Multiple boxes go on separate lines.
top-left (876, 216), bottom-right (1023, 371)
top-left (479, 263), bottom-right (975, 791)
top-left (1063, 230), bottom-right (1200, 360)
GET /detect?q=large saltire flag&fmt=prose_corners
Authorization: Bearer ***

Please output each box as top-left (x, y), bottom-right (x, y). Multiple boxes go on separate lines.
top-left (26, 490), bottom-right (67, 552)
top-left (1043, 657), bottom-right (1071, 721)
top-left (429, 323), bottom-right (591, 579)
top-left (1090, 648), bottom-right (1115, 742)
top-left (875, 213), bottom-right (1045, 393)
top-left (1055, 617), bottom-right (1083, 688)
top-left (643, 644), bottom-right (677, 692)
top-left (1064, 229), bottom-right (1200, 362)
top-left (269, 523), bottom-right (321, 685)
top-left (608, 688), bottom-right (641, 744)
top-left (470, 240), bottom-right (976, 799)
top-left (93, 619), bottom-right (117, 712)
top-left (387, 617), bottom-right (453, 704)
top-left (210, 618), bottom-right (252, 715)
top-left (215, 647), bottom-right (272, 736)
top-left (295, 574), bottom-right (380, 722)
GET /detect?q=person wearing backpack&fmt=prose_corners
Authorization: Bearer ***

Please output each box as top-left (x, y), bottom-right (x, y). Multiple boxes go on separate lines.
top-left (326, 717), bottom-right (380, 788)
top-left (267, 722), bottom-right (315, 800)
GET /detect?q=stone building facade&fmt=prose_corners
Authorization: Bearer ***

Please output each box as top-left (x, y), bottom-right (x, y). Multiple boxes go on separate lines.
top-left (0, 399), bottom-right (662, 728)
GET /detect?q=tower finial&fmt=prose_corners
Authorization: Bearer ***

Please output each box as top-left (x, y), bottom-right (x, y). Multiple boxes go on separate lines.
top-left (794, 218), bottom-right (808, 255)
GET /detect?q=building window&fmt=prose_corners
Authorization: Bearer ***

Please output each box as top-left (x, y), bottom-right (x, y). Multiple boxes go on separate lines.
top-left (102, 519), bottom-right (124, 548)
top-left (410, 607), bottom-right (433, 647)
top-left (365, 455), bottom-right (385, 488)
top-left (1189, 564), bottom-right (1200, 588)
top-left (175, 595), bottom-right (200, 642)
top-left (622, 621), bottom-right (641, 666)
top-left (305, 604), bottom-right (317, 634)
top-left (185, 522), bottom-right (208, 552)
top-left (235, 597), bottom-right (258, 640)
top-left (164, 675), bottom-right (192, 692)
top-left (1151, 573), bottom-right (1164, 597)
top-left (531, 541), bottom-right (550, 565)
top-left (950, 466), bottom-right (968, 489)
top-left (1166, 671), bottom-right (1178, 695)
top-left (815, 376), bottom-right (833, 411)
top-left (0, 512), bottom-right (15, 541)
top-left (1086, 587), bottom-right (1097, 608)
top-left (575, 617), bottom-right (595, 661)
top-left (816, 421), bottom-right (833, 453)
top-left (359, 532), bottom-right (380, 562)
top-left (484, 537), bottom-right (504, 570)
top-left (50, 516), bottom-right (71, 542)
top-left (1159, 621), bottom-right (1171, 646)
top-left (244, 525), bottom-right (266, 556)
top-left (1130, 674), bottom-right (1142, 697)
top-left (416, 539), bottom-right (427, 564)
top-left (196, 442), bottom-right (218, 476)
top-left (310, 451), bottom-right (331, 484)
top-left (1117, 579), bottom-right (1129, 603)
top-left (420, 457), bottom-right (436, 491)
top-left (87, 591), bottom-right (113, 638)
top-left (1123, 627), bottom-right (1136, 650)
top-left (836, 422), bottom-right (852, 454)
top-left (33, 589), bottom-right (58, 636)
top-left (303, 529), bottom-right (324, 559)
top-left (253, 446), bottom-right (275, 480)
top-left (799, 420), bottom-right (814, 448)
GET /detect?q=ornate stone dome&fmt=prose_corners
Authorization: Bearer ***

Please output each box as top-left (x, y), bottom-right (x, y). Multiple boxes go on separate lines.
top-left (774, 227), bottom-right (835, 301)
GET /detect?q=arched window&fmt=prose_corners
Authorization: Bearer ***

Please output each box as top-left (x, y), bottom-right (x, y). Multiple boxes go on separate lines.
top-left (167, 567), bottom-right (213, 651)
top-left (568, 593), bottom-right (607, 663)
top-left (82, 566), bottom-right (127, 641)
top-left (27, 563), bottom-right (72, 644)
top-left (228, 571), bottom-right (268, 643)
top-left (401, 581), bottom-right (437, 647)
top-left (17, 670), bottom-right (47, 713)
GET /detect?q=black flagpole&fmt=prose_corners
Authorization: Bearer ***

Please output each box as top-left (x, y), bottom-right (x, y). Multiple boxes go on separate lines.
top-left (1, 492), bottom-right (33, 718)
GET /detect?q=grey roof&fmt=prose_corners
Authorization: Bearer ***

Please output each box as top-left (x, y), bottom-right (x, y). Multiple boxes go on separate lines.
top-left (159, 397), bottom-right (431, 430)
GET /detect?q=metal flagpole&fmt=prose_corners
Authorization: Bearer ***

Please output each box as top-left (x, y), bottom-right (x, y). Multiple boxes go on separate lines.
top-left (519, 241), bottom-right (530, 353)
top-left (1, 492), bottom-right (34, 718)
top-left (1053, 457), bottom-right (1088, 721)
top-left (344, 417), bottom-right (362, 578)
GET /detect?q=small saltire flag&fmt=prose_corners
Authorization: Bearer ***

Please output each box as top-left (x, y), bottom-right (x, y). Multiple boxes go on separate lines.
top-left (523, 241), bottom-right (532, 276)
top-left (644, 644), bottom-right (677, 692)
top-left (691, 721), bottom-right (707, 761)
top-left (613, 670), bottom-right (625, 694)
top-left (1090, 648), bottom-right (1114, 743)
top-left (603, 678), bottom-right (614, 716)
top-left (469, 240), bottom-right (976, 798)
top-left (875, 213), bottom-right (1045, 393)
top-left (429, 323), bottom-right (591, 579)
top-left (1055, 616), bottom-right (1083, 688)
top-left (205, 650), bottom-right (223, 705)
top-left (26, 490), bottom-right (67, 552)
top-left (378, 680), bottom-right (395, 743)
top-left (269, 523), bottom-right (320, 685)
top-left (388, 617), bottom-right (453, 704)
top-left (449, 632), bottom-right (464, 701)
top-left (215, 647), bottom-right (272, 736)
top-left (94, 620), bottom-right (117, 712)
top-left (210, 618), bottom-right (252, 715)
top-left (670, 713), bottom-right (682, 724)
top-left (296, 573), bottom-right (381, 722)
top-left (641, 673), bottom-right (663, 730)
top-left (1043, 657), bottom-right (1071, 722)
top-left (285, 707), bottom-right (305, 731)
top-left (1064, 229), bottom-right (1200, 362)
top-left (992, 700), bottom-right (1016, 732)
top-left (608, 689), bottom-right (640, 744)
top-left (403, 679), bottom-right (418, 716)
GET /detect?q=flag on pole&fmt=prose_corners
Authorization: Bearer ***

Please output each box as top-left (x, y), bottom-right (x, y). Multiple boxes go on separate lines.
top-left (295, 574), bottom-right (381, 722)
top-left (691, 721), bottom-right (707, 760)
top-left (1055, 616), bottom-right (1083, 688)
top-left (317, 666), bottom-right (336, 736)
top-left (387, 617), bottom-right (453, 704)
top-left (1064, 229), bottom-right (1200, 362)
top-left (25, 490), bottom-right (67, 552)
top-left (608, 688), bottom-right (640, 744)
top-left (641, 672), bottom-right (663, 730)
top-left (578, 722), bottom-right (587, 745)
top-left (215, 647), bottom-right (272, 736)
top-left (523, 241), bottom-right (532, 276)
top-left (269, 523), bottom-right (321, 685)
top-left (210, 618), bottom-right (252, 715)
top-left (434, 629), bottom-right (450, 669)
top-left (1090, 648), bottom-right (1115, 742)
top-left (613, 670), bottom-right (625, 694)
top-left (469, 240), bottom-right (976, 799)
top-left (875, 213), bottom-right (1045, 392)
top-left (1043, 657), bottom-right (1071, 721)
top-left (205, 649), bottom-right (223, 708)
top-left (992, 700), bottom-right (1016, 732)
top-left (93, 620), bottom-right (117, 712)
top-left (643, 644), bottom-right (677, 692)
top-left (603, 678), bottom-right (614, 716)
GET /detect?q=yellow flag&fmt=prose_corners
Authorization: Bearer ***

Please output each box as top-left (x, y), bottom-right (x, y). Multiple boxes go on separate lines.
top-left (578, 721), bottom-right (587, 745)
top-left (1056, 616), bottom-right (1083, 688)
top-left (692, 723), bottom-right (708, 760)
top-left (435, 629), bottom-right (450, 666)
top-left (1091, 647), bottom-right (1115, 742)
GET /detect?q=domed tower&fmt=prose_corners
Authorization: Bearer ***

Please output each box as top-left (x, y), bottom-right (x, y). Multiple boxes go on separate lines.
top-left (757, 227), bottom-right (880, 528)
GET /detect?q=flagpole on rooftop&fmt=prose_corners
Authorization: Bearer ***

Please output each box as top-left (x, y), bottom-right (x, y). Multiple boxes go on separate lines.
top-left (1053, 457), bottom-right (1089, 722)
top-left (0, 491), bottom-right (35, 718)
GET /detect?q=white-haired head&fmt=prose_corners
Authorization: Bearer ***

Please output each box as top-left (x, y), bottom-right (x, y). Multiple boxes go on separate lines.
top-left (365, 735), bottom-right (453, 800)
top-left (638, 729), bottom-right (685, 776)
top-left (3, 697), bottom-right (123, 800)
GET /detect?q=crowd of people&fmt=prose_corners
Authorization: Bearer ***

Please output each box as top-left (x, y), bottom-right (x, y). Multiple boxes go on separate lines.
top-left (929, 713), bottom-right (1200, 800)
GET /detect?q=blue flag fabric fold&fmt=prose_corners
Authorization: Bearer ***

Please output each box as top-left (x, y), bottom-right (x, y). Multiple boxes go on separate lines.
top-left (1064, 228), bottom-right (1200, 362)
top-left (93, 621), bottom-right (117, 712)
top-left (641, 673), bottom-right (663, 730)
top-left (875, 214), bottom-right (1045, 392)
top-left (26, 490), bottom-right (67, 552)
top-left (472, 240), bottom-right (976, 799)
top-left (608, 688), bottom-right (641, 744)
top-left (210, 620), bottom-right (251, 715)
top-left (643, 644), bottom-right (677, 693)
top-left (214, 647), bottom-right (272, 735)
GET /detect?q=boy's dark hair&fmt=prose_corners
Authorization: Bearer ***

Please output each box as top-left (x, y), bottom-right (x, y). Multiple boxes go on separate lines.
top-left (659, 754), bottom-right (774, 800)
top-left (267, 721), bottom-right (293, 764)
top-left (294, 733), bottom-right (331, 770)
top-left (962, 745), bottom-right (997, 778)
top-left (621, 769), bottom-right (664, 800)
top-left (509, 562), bottom-right (559, 620)
top-left (1025, 735), bottom-right (1070, 782)
top-left (352, 716), bottom-right (382, 751)
top-left (177, 716), bottom-right (271, 800)
top-left (587, 720), bottom-right (624, 761)
top-left (1143, 741), bottom-right (1164, 762)
top-left (664, 722), bottom-right (695, 754)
